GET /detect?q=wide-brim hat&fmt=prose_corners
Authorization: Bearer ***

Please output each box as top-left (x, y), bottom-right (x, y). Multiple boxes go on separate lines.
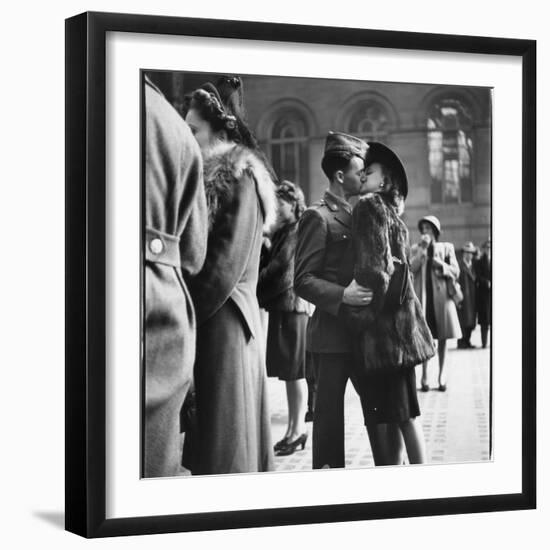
top-left (365, 142), bottom-right (408, 199)
top-left (323, 131), bottom-right (368, 160)
top-left (462, 241), bottom-right (477, 253)
top-left (418, 215), bottom-right (441, 238)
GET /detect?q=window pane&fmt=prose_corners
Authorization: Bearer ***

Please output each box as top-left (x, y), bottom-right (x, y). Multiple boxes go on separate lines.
top-left (427, 98), bottom-right (474, 204)
top-left (267, 108), bottom-right (309, 195)
top-left (347, 100), bottom-right (390, 141)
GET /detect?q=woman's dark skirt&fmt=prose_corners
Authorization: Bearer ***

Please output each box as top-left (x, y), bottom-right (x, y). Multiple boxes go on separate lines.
top-left (360, 368), bottom-right (421, 424)
top-left (266, 311), bottom-right (308, 381)
top-left (425, 267), bottom-right (439, 339)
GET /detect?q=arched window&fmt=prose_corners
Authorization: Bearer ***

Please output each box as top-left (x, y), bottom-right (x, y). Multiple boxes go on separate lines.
top-left (346, 100), bottom-right (391, 141)
top-left (427, 97), bottom-right (474, 204)
top-left (267, 109), bottom-right (309, 190)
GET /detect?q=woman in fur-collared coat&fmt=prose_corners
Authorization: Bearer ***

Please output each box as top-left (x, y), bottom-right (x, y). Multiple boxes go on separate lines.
top-left (342, 142), bottom-right (434, 465)
top-left (184, 77), bottom-right (277, 475)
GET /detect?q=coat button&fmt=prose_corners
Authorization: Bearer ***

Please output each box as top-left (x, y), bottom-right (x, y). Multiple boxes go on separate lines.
top-left (150, 238), bottom-right (163, 254)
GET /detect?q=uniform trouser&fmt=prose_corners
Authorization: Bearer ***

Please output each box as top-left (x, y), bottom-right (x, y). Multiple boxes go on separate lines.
top-left (458, 327), bottom-right (473, 346)
top-left (311, 352), bottom-right (362, 469)
top-left (143, 263), bottom-right (195, 478)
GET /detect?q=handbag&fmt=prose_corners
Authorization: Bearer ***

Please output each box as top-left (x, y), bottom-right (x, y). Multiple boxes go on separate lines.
top-left (446, 276), bottom-right (464, 305)
top-left (444, 252), bottom-right (464, 305)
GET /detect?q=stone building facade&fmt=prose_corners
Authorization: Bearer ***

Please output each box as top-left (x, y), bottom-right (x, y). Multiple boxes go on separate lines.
top-left (149, 71), bottom-right (492, 249)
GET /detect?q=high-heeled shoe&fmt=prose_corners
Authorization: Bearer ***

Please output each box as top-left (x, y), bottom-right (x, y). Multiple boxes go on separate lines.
top-left (273, 437), bottom-right (289, 452)
top-left (420, 383), bottom-right (430, 392)
top-left (438, 384), bottom-right (447, 392)
top-left (276, 433), bottom-right (308, 456)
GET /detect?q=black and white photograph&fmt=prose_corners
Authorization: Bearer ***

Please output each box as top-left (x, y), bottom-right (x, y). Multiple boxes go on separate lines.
top-left (142, 70), bottom-right (492, 478)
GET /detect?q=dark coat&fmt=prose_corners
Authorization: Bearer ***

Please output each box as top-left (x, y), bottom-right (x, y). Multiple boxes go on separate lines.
top-left (294, 190), bottom-right (355, 353)
top-left (457, 257), bottom-right (477, 330)
top-left (257, 221), bottom-right (311, 313)
top-left (341, 194), bottom-right (435, 374)
top-left (143, 78), bottom-right (208, 478)
top-left (410, 240), bottom-right (462, 339)
top-left (190, 142), bottom-right (276, 474)
top-left (258, 220), bottom-right (311, 381)
top-left (475, 254), bottom-right (492, 326)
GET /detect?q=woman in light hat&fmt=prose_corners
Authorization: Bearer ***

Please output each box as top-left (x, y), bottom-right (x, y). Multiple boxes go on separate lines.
top-left (411, 216), bottom-right (462, 391)
top-left (457, 242), bottom-right (478, 349)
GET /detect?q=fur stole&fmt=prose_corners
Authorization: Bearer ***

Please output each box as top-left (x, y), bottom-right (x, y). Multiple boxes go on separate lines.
top-left (346, 193), bottom-right (410, 328)
top-left (202, 142), bottom-right (277, 232)
top-left (341, 193), bottom-right (435, 374)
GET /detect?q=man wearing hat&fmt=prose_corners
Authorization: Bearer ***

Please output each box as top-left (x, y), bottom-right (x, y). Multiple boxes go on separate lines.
top-left (294, 132), bottom-right (373, 469)
top-left (457, 242), bottom-right (478, 349)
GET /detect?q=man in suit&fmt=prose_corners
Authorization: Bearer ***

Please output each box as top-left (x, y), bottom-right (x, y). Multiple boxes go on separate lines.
top-left (294, 132), bottom-right (373, 469)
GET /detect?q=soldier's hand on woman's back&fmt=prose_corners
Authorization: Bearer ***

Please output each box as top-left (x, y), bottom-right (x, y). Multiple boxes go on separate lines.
top-left (343, 279), bottom-right (373, 306)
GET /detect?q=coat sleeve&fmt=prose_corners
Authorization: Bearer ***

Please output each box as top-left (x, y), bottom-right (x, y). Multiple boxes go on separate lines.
top-left (190, 171), bottom-right (258, 324)
top-left (177, 138), bottom-right (208, 277)
top-left (257, 227), bottom-right (295, 305)
top-left (294, 209), bottom-right (345, 317)
top-left (341, 196), bottom-right (392, 329)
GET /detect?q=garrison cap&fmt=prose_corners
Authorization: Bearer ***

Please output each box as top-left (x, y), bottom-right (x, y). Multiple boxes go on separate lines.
top-left (323, 131), bottom-right (368, 159)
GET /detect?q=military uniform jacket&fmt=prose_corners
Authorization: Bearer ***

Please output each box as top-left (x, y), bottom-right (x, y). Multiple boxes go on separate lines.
top-left (294, 190), bottom-right (355, 353)
top-left (143, 77), bottom-right (208, 477)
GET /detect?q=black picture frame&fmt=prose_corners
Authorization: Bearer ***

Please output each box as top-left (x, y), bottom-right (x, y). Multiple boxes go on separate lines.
top-left (65, 11), bottom-right (536, 538)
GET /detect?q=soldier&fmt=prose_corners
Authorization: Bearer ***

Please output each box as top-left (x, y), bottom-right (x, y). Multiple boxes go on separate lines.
top-left (143, 76), bottom-right (208, 477)
top-left (294, 132), bottom-right (373, 469)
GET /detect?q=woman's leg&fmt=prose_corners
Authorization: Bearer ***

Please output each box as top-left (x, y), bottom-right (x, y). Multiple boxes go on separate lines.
top-left (285, 378), bottom-right (308, 439)
top-left (399, 417), bottom-right (427, 464)
top-left (282, 382), bottom-right (293, 439)
top-left (437, 339), bottom-right (447, 386)
top-left (421, 361), bottom-right (429, 388)
top-left (365, 422), bottom-right (404, 466)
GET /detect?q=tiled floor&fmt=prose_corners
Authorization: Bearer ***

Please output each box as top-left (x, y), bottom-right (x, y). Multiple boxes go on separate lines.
top-left (270, 329), bottom-right (491, 472)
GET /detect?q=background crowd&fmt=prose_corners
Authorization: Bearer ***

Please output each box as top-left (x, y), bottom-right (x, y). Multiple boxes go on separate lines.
top-left (143, 72), bottom-right (491, 478)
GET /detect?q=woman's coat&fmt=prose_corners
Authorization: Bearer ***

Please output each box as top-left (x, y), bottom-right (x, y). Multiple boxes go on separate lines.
top-left (410, 239), bottom-right (462, 340)
top-left (189, 142), bottom-right (276, 475)
top-left (341, 193), bottom-right (435, 374)
top-left (257, 222), bottom-right (311, 313)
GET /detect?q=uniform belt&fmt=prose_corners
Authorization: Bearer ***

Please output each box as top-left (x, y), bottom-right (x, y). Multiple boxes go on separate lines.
top-left (145, 227), bottom-right (181, 268)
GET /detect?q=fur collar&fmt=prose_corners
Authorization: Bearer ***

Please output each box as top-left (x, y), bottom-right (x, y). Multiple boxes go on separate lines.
top-left (202, 142), bottom-right (277, 232)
